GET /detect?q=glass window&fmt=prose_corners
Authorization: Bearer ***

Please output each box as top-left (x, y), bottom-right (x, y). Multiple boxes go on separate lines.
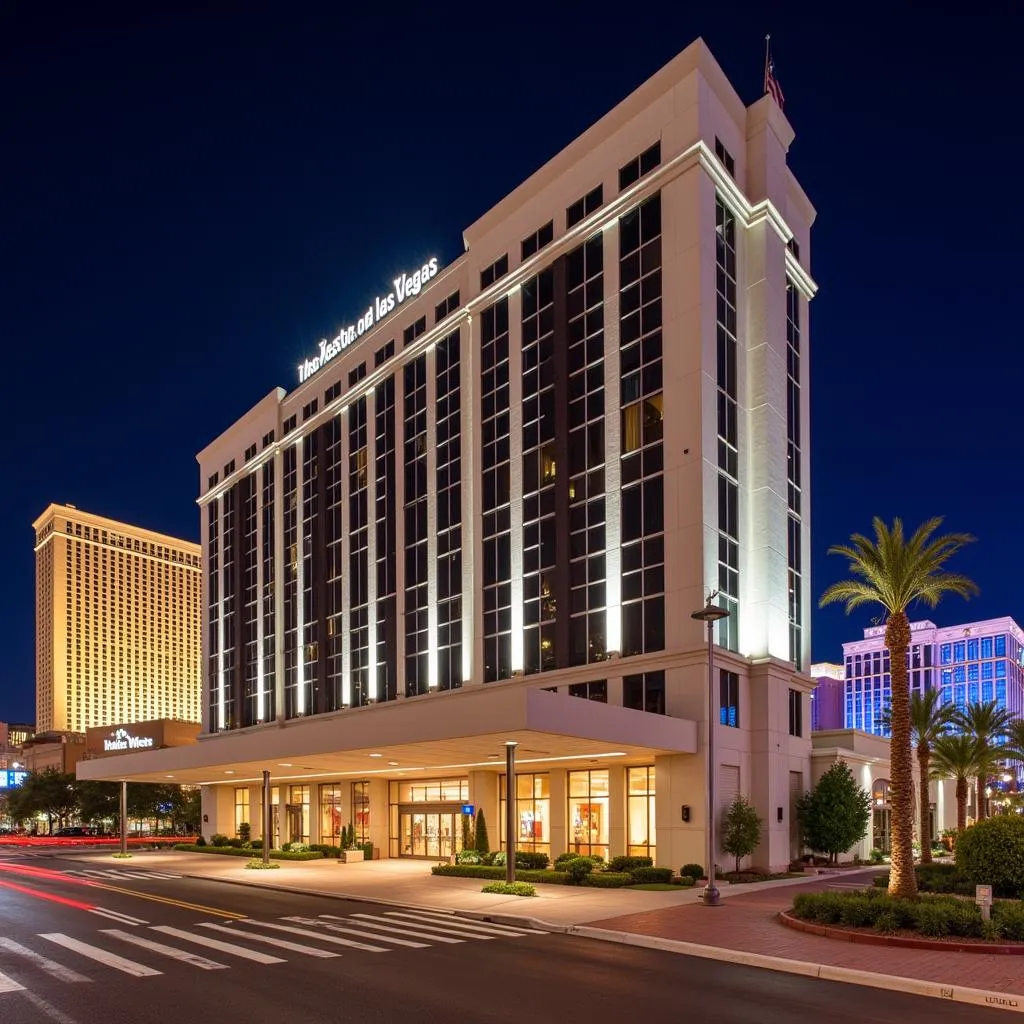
top-left (995, 634), bottom-right (1007, 657)
top-left (568, 680), bottom-right (607, 702)
top-left (720, 670), bottom-right (739, 727)
top-left (234, 787), bottom-right (250, 837)
top-left (627, 766), bottom-right (656, 859)
top-left (953, 641), bottom-right (965, 662)
top-left (286, 785), bottom-right (310, 844)
top-left (320, 784), bottom-right (342, 844)
top-left (568, 769), bottom-right (609, 858)
top-left (940, 644), bottom-right (951, 665)
top-left (499, 773), bottom-right (550, 857)
top-left (395, 778), bottom-right (469, 803)
top-left (352, 781), bottom-right (370, 844)
top-left (623, 671), bottom-right (665, 714)
top-left (966, 638), bottom-right (979, 661)
top-left (788, 688), bottom-right (803, 737)
top-left (981, 637), bottom-right (993, 659)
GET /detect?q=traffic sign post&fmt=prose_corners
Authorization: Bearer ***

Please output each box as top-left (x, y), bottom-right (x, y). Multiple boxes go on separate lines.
top-left (976, 884), bottom-right (993, 922)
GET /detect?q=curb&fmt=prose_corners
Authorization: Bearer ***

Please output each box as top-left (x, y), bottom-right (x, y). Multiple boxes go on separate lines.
top-left (181, 873), bottom-right (566, 933)
top-left (780, 910), bottom-right (1024, 955)
top-left (568, 924), bottom-right (1024, 1014)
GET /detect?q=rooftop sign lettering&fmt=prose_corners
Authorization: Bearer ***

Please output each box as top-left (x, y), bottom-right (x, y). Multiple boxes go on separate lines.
top-left (298, 257), bottom-right (440, 385)
top-left (103, 727), bottom-right (154, 752)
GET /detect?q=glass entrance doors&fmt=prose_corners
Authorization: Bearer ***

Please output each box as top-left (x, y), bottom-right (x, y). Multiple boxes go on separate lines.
top-left (398, 809), bottom-right (463, 859)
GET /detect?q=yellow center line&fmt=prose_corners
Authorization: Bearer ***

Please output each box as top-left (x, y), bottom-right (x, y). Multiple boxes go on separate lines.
top-left (85, 882), bottom-right (247, 920)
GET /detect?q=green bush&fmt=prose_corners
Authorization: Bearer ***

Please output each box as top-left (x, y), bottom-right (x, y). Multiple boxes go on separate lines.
top-left (681, 863), bottom-right (705, 880)
top-left (480, 852), bottom-right (496, 866)
top-left (227, 838), bottom-right (244, 849)
top-left (993, 901), bottom-right (1024, 941)
top-left (554, 852), bottom-right (577, 869)
top-left (481, 881), bottom-right (536, 897)
top-left (430, 864), bottom-right (570, 885)
top-left (237, 822), bottom-right (251, 844)
top-left (210, 833), bottom-right (229, 847)
top-left (456, 850), bottom-right (482, 865)
top-left (475, 809), bottom-right (490, 854)
top-left (873, 910), bottom-right (901, 934)
top-left (583, 872), bottom-right (633, 888)
top-left (792, 892), bottom-right (848, 925)
top-left (516, 851), bottom-right (550, 870)
top-left (245, 859), bottom-right (280, 870)
top-left (675, 876), bottom-right (696, 887)
top-left (869, 848), bottom-right (885, 864)
top-left (608, 856), bottom-right (653, 873)
top-left (630, 867), bottom-right (673, 884)
top-left (360, 842), bottom-right (374, 861)
top-left (955, 816), bottom-right (1024, 899)
top-left (492, 851), bottom-right (507, 867)
top-left (563, 858), bottom-right (595, 885)
top-left (309, 844), bottom-right (342, 857)
top-left (838, 897), bottom-right (876, 928)
top-left (194, 835), bottom-right (206, 847)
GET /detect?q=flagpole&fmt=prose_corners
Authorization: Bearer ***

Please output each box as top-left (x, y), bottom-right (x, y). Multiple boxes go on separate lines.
top-left (763, 34), bottom-right (770, 94)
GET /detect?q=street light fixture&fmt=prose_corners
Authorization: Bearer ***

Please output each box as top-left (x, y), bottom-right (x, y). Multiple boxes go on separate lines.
top-left (691, 593), bottom-right (731, 908)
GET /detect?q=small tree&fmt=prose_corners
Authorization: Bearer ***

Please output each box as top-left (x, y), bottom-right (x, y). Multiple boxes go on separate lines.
top-left (461, 811), bottom-right (474, 851)
top-left (721, 796), bottom-right (763, 873)
top-left (797, 761), bottom-right (871, 864)
top-left (475, 808), bottom-right (490, 854)
top-left (238, 822), bottom-right (251, 844)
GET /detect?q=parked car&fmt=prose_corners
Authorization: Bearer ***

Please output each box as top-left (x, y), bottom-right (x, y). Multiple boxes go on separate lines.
top-left (54, 826), bottom-right (95, 837)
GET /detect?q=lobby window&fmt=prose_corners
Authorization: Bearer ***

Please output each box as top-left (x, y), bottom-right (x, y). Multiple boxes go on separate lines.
top-left (244, 443), bottom-right (257, 463)
top-left (720, 670), bottom-right (739, 728)
top-left (623, 670), bottom-right (665, 715)
top-left (568, 680), bottom-right (607, 702)
top-left (207, 472), bottom-right (219, 489)
top-left (499, 772), bottom-right (550, 857)
top-left (283, 414), bottom-right (297, 436)
top-left (302, 398), bottom-right (318, 421)
top-left (714, 137), bottom-right (735, 177)
top-left (285, 785), bottom-right (311, 844)
top-left (627, 766), bottom-right (656, 859)
top-left (373, 340), bottom-right (395, 367)
top-left (404, 355), bottom-right (430, 697)
top-left (224, 459), bottom-right (235, 476)
top-left (521, 220), bottom-right (554, 261)
top-left (324, 381), bottom-right (342, 404)
top-left (568, 768), bottom-right (609, 858)
top-left (352, 780), bottom-right (370, 844)
top-left (403, 315), bottom-right (427, 347)
top-left (320, 783), bottom-right (342, 844)
top-left (348, 363), bottom-right (367, 387)
top-left (480, 253), bottom-right (509, 290)
top-left (788, 688), bottom-right (803, 737)
top-left (435, 290), bottom-right (460, 323)
top-left (262, 430), bottom-right (275, 448)
top-left (234, 787), bottom-right (249, 837)
top-left (618, 141), bottom-right (660, 191)
top-left (566, 184), bottom-right (603, 229)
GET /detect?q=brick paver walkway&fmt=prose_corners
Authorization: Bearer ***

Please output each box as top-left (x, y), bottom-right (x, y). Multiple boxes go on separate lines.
top-left (592, 870), bottom-right (1024, 996)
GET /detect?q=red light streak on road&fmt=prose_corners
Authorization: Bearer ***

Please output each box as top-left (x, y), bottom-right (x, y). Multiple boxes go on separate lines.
top-left (0, 877), bottom-right (96, 911)
top-left (0, 861), bottom-right (97, 887)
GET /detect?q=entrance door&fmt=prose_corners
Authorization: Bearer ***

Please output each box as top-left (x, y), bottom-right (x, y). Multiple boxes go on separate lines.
top-left (398, 809), bottom-right (462, 858)
top-left (286, 805), bottom-right (304, 844)
top-left (873, 808), bottom-right (892, 853)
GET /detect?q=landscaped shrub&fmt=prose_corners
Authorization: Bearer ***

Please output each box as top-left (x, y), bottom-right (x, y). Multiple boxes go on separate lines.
top-left (491, 851), bottom-right (506, 867)
top-left (554, 852), bottom-right (577, 869)
top-left (630, 867), bottom-right (673, 884)
top-left (431, 864), bottom-right (570, 885)
top-left (481, 881), bottom-right (536, 897)
top-left (237, 822), bottom-right (251, 844)
top-left (681, 863), bottom-right (705, 880)
top-left (515, 851), bottom-right (550, 870)
top-left (838, 896), bottom-right (876, 928)
top-left (227, 838), bottom-right (244, 849)
top-left (195, 835), bottom-right (206, 847)
top-left (563, 857), bottom-right (595, 884)
top-left (584, 872), bottom-right (634, 888)
top-left (675, 876), bottom-right (696, 887)
top-left (480, 852), bottom-right (496, 866)
top-left (869, 848), bottom-right (885, 864)
top-left (993, 901), bottom-right (1024, 941)
top-left (210, 833), bottom-right (229, 847)
top-left (955, 816), bottom-right (1024, 899)
top-left (792, 892), bottom-right (848, 925)
top-left (608, 856), bottom-right (653, 873)
top-left (249, 839), bottom-right (264, 851)
top-left (475, 809), bottom-right (490, 854)
top-left (456, 850), bottom-right (482, 865)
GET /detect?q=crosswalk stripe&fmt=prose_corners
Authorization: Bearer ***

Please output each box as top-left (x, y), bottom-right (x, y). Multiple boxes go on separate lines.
top-left (0, 937), bottom-right (90, 983)
top-left (382, 911), bottom-right (533, 937)
top-left (242, 920), bottom-right (387, 953)
top-left (39, 933), bottom-right (162, 977)
top-left (119, 872), bottom-right (158, 880)
top-left (100, 929), bottom-right (228, 971)
top-left (348, 915), bottom-right (464, 944)
top-left (305, 916), bottom-right (429, 948)
top-left (150, 926), bottom-right (284, 964)
top-left (395, 907), bottom-right (547, 935)
top-left (198, 923), bottom-right (340, 958)
top-left (0, 969), bottom-right (26, 993)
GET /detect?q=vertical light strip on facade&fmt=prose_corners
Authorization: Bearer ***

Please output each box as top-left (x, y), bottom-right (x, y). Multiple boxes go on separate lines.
top-left (507, 287), bottom-right (524, 673)
top-left (254, 464), bottom-right (265, 722)
top-left (294, 437), bottom-right (306, 715)
top-left (272, 449), bottom-right (286, 721)
top-left (601, 224), bottom-right (623, 655)
top-left (339, 409), bottom-right (352, 707)
top-left (459, 314), bottom-right (475, 683)
top-left (216, 493), bottom-right (226, 731)
top-left (365, 389), bottom-right (378, 701)
top-left (425, 345), bottom-right (439, 688)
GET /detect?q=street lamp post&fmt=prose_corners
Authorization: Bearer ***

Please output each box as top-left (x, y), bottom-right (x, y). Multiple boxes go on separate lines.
top-left (262, 770), bottom-right (271, 867)
top-left (505, 742), bottom-right (518, 886)
top-left (691, 594), bottom-right (731, 908)
top-left (119, 780), bottom-right (127, 857)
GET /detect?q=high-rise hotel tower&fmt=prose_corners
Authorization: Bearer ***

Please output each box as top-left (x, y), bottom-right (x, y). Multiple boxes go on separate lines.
top-left (81, 40), bottom-right (818, 871)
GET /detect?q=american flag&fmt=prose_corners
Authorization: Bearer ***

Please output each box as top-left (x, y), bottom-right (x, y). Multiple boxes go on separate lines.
top-left (764, 42), bottom-right (785, 109)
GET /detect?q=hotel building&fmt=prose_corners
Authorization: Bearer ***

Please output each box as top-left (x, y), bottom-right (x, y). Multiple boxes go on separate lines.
top-left (80, 39), bottom-right (818, 872)
top-left (34, 504), bottom-right (203, 733)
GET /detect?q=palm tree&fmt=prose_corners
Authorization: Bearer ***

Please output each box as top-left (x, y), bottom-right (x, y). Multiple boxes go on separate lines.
top-left (884, 690), bottom-right (956, 863)
top-left (954, 701), bottom-right (1015, 820)
top-left (820, 517), bottom-right (977, 899)
top-left (931, 733), bottom-right (980, 834)
top-left (1005, 718), bottom-right (1024, 776)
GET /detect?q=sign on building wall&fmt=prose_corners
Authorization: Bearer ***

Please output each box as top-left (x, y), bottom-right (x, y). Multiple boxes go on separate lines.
top-left (0, 770), bottom-right (27, 789)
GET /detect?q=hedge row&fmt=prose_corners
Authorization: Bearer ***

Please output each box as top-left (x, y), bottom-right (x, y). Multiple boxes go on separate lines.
top-left (431, 864), bottom-right (643, 888)
top-left (172, 843), bottom-right (324, 861)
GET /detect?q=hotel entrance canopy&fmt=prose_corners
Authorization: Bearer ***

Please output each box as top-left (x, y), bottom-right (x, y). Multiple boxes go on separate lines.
top-left (76, 687), bottom-right (697, 786)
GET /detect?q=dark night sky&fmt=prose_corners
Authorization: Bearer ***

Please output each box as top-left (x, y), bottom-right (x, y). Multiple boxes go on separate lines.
top-left (3, 3), bottom-right (1021, 723)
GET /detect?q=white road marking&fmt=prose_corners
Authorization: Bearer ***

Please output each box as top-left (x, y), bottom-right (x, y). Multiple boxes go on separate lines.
top-left (0, 969), bottom-right (26, 993)
top-left (198, 923), bottom-right (339, 958)
top-left (239, 920), bottom-right (387, 952)
top-left (89, 908), bottom-right (148, 927)
top-left (303, 915), bottom-right (430, 948)
top-left (348, 915), bottom-right (465, 944)
top-left (100, 929), bottom-right (227, 970)
top-left (38, 934), bottom-right (162, 977)
top-left (382, 911), bottom-right (534, 937)
top-left (150, 925), bottom-right (284, 964)
top-left (0, 937), bottom-right (90, 983)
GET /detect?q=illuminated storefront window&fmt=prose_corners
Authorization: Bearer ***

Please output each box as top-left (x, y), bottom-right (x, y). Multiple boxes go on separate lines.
top-left (393, 779), bottom-right (468, 803)
top-left (568, 768), bottom-right (609, 858)
top-left (234, 787), bottom-right (250, 837)
top-left (352, 780), bottom-right (370, 844)
top-left (286, 784), bottom-right (310, 844)
top-left (499, 773), bottom-right (550, 856)
top-left (388, 778), bottom-right (469, 858)
top-left (320, 784), bottom-right (342, 844)
top-left (627, 766), bottom-right (656, 858)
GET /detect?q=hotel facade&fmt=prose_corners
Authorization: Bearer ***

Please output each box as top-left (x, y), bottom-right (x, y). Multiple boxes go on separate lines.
top-left (80, 40), bottom-right (819, 872)
top-left (34, 504), bottom-right (202, 734)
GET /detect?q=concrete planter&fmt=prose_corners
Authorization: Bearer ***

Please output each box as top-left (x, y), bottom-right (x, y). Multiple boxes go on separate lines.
top-left (340, 849), bottom-right (364, 863)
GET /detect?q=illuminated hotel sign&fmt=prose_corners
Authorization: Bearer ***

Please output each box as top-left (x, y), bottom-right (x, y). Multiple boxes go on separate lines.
top-left (103, 727), bottom-right (155, 753)
top-left (0, 770), bottom-right (27, 790)
top-left (298, 257), bottom-right (440, 384)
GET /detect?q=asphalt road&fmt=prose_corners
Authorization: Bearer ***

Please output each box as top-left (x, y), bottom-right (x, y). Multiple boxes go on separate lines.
top-left (0, 851), bottom-right (1009, 1024)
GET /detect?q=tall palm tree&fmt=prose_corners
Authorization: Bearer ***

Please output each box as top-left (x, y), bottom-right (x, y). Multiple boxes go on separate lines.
top-left (954, 701), bottom-right (1015, 820)
top-left (820, 517), bottom-right (977, 899)
top-left (931, 733), bottom-right (980, 834)
top-left (1005, 718), bottom-right (1024, 772)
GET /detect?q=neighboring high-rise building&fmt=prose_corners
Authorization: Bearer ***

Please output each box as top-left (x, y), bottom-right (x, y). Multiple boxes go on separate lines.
top-left (809, 663), bottom-right (844, 732)
top-left (841, 617), bottom-right (1024, 737)
top-left (81, 40), bottom-right (819, 872)
top-left (33, 504), bottom-right (202, 733)
top-left (0, 722), bottom-right (34, 769)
